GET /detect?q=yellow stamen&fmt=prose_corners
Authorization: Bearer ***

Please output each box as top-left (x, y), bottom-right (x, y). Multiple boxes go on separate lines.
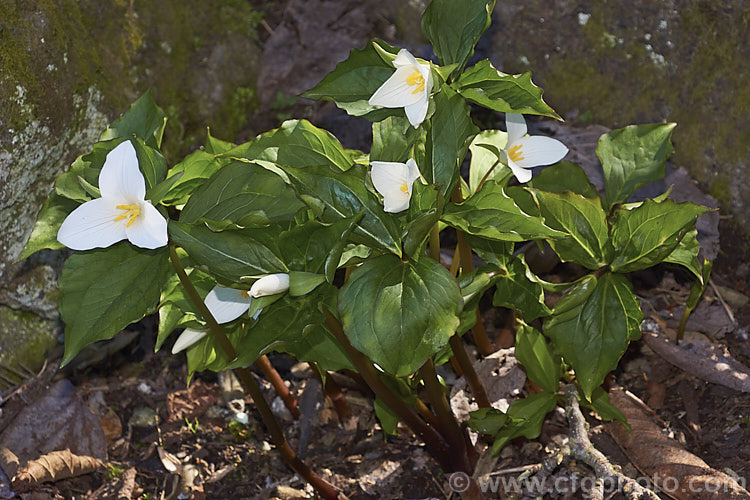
top-left (406, 71), bottom-right (425, 94)
top-left (240, 290), bottom-right (250, 298)
top-left (508, 144), bottom-right (525, 162)
top-left (114, 204), bottom-right (140, 227)
top-left (400, 181), bottom-right (409, 194)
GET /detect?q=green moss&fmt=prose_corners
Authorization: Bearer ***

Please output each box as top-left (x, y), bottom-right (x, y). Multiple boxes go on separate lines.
top-left (0, 307), bottom-right (58, 371)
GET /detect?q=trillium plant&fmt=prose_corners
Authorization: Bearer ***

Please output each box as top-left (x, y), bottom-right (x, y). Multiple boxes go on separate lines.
top-left (23, 0), bottom-right (712, 497)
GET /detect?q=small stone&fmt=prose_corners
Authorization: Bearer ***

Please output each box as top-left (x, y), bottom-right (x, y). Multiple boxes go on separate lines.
top-left (128, 407), bottom-right (159, 428)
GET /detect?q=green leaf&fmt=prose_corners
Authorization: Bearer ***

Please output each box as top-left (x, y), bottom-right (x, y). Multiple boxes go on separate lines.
top-left (543, 273), bottom-right (643, 399)
top-left (664, 229), bottom-right (702, 279)
top-left (18, 192), bottom-right (78, 260)
top-left (374, 398), bottom-right (400, 435)
top-left (168, 221), bottom-right (287, 283)
top-left (100, 90), bottom-right (167, 148)
top-left (468, 407), bottom-right (508, 435)
top-left (528, 161), bottom-right (599, 199)
top-left (288, 272), bottom-right (326, 297)
top-left (159, 150), bottom-right (226, 206)
top-left (463, 235), bottom-right (513, 267)
top-left (301, 39), bottom-right (400, 120)
top-left (275, 324), bottom-right (355, 373)
top-left (442, 181), bottom-right (564, 242)
top-left (610, 199), bottom-right (710, 273)
top-left (224, 286), bottom-right (335, 370)
top-left (133, 139), bottom-right (168, 191)
top-left (457, 267), bottom-right (496, 335)
top-left (597, 123), bottom-right (676, 208)
top-left (468, 130), bottom-right (511, 193)
top-left (686, 260), bottom-right (712, 310)
top-left (155, 268), bottom-right (215, 351)
top-left (582, 387), bottom-right (628, 426)
top-left (371, 115), bottom-right (421, 162)
top-left (529, 189), bottom-right (611, 270)
top-left (279, 219), bottom-right (354, 274)
top-left (281, 164), bottom-right (402, 255)
top-left (179, 161), bottom-right (304, 226)
top-left (339, 254), bottom-right (462, 376)
top-left (426, 86), bottom-right (478, 195)
top-left (59, 244), bottom-right (169, 365)
top-left (421, 0), bottom-right (495, 70)
top-left (454, 60), bottom-right (560, 119)
top-left (491, 392), bottom-right (557, 454)
top-left (226, 120), bottom-right (353, 171)
top-left (325, 212), bottom-right (366, 283)
top-left (205, 127), bottom-right (235, 154)
top-left (515, 323), bottom-right (560, 393)
top-left (493, 255), bottom-right (552, 321)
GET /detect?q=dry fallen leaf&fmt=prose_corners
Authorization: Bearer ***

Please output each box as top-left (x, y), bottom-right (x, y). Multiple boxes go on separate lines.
top-left (607, 387), bottom-right (750, 500)
top-left (11, 449), bottom-right (103, 488)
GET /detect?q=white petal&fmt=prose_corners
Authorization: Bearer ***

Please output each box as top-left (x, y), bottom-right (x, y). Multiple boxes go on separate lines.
top-left (511, 136), bottom-right (569, 168)
top-left (404, 96), bottom-right (429, 128)
top-left (171, 329), bottom-right (208, 354)
top-left (124, 201), bottom-right (168, 249)
top-left (393, 49), bottom-right (420, 68)
top-left (507, 159), bottom-right (533, 184)
top-left (204, 286), bottom-right (252, 324)
top-left (98, 140), bottom-right (146, 201)
top-left (369, 66), bottom-right (425, 108)
top-left (57, 197), bottom-right (128, 250)
top-left (371, 161), bottom-right (407, 196)
top-left (505, 113), bottom-right (527, 145)
top-left (405, 159), bottom-right (422, 186)
top-left (382, 189), bottom-right (411, 213)
top-left (250, 273), bottom-right (290, 298)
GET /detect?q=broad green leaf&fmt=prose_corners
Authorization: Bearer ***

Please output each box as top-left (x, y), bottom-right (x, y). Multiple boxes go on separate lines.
top-left (468, 407), bottom-right (508, 435)
top-left (468, 130), bottom-right (511, 193)
top-left (59, 244), bottom-right (169, 365)
top-left (100, 90), bottom-right (167, 148)
top-left (403, 187), bottom-right (445, 259)
top-left (543, 273), bottom-right (643, 399)
top-left (374, 398), bottom-right (400, 435)
top-left (463, 234), bottom-right (513, 267)
top-left (610, 199), bottom-right (710, 273)
top-left (18, 192), bottom-right (78, 260)
top-left (457, 267), bottom-right (496, 335)
top-left (421, 0), bottom-right (495, 70)
top-left (490, 392), bottom-right (557, 454)
top-left (281, 164), bottom-right (402, 255)
top-left (686, 260), bottom-right (712, 310)
top-left (168, 221), bottom-right (287, 283)
top-left (442, 181), bottom-right (564, 242)
top-left (597, 123), bottom-right (676, 208)
top-left (454, 60), bottom-right (560, 119)
top-left (159, 150), bottom-right (226, 206)
top-left (582, 387), bottom-right (627, 426)
top-left (223, 286), bottom-right (335, 370)
top-left (493, 255), bottom-right (552, 321)
top-left (275, 324), bottom-right (355, 373)
top-left (55, 139), bottom-right (126, 202)
top-left (179, 161), bottom-right (304, 226)
top-left (226, 120), bottom-right (353, 172)
top-left (528, 161), bottom-right (599, 199)
top-left (133, 139), bottom-right (168, 192)
top-left (325, 212), bottom-right (366, 283)
top-left (288, 272), bottom-right (326, 296)
top-left (301, 39), bottom-right (400, 120)
top-left (371, 115), bottom-right (421, 162)
top-left (279, 219), bottom-right (354, 274)
top-left (426, 86), bottom-right (478, 195)
top-left (664, 228), bottom-right (702, 280)
top-left (205, 127), bottom-right (235, 154)
top-left (339, 255), bottom-right (462, 376)
top-left (515, 323), bottom-right (560, 393)
top-left (529, 189), bottom-right (611, 270)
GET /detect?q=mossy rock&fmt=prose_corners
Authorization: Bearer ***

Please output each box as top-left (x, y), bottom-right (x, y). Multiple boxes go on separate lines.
top-left (490, 0), bottom-right (750, 233)
top-left (0, 306), bottom-right (59, 377)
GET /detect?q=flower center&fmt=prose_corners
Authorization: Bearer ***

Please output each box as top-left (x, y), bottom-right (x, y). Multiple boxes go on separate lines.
top-left (507, 144), bottom-right (525, 162)
top-left (406, 71), bottom-right (425, 94)
top-left (400, 181), bottom-right (410, 194)
top-left (114, 204), bottom-right (141, 227)
top-left (240, 290), bottom-right (250, 298)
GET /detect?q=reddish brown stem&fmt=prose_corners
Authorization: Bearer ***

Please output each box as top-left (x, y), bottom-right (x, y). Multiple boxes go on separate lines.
top-left (256, 355), bottom-right (300, 419)
top-left (169, 243), bottom-right (344, 500)
top-left (311, 363), bottom-right (351, 420)
top-left (449, 335), bottom-right (491, 408)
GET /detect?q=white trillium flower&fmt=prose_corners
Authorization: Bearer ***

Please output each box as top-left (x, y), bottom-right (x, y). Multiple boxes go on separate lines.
top-left (370, 159), bottom-right (421, 213)
top-left (171, 328), bottom-right (208, 354)
top-left (57, 140), bottom-right (168, 250)
top-left (502, 113), bottom-right (569, 184)
top-left (205, 285), bottom-right (254, 323)
top-left (250, 273), bottom-right (290, 298)
top-left (368, 49), bottom-right (433, 128)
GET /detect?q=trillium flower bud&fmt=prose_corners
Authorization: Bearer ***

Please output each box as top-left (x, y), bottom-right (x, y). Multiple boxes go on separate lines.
top-left (250, 273), bottom-right (290, 298)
